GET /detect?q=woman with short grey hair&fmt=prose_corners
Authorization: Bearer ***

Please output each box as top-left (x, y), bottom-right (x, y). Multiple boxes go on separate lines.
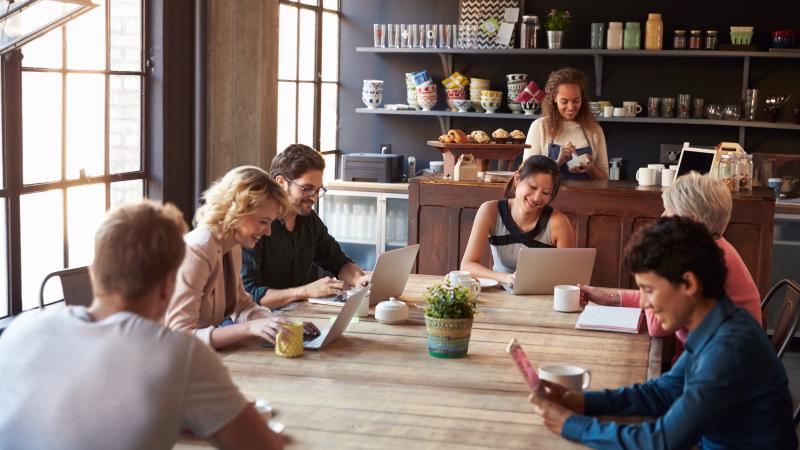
top-left (580, 172), bottom-right (762, 342)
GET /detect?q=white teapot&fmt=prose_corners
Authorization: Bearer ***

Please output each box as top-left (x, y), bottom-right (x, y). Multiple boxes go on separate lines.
top-left (375, 297), bottom-right (409, 324)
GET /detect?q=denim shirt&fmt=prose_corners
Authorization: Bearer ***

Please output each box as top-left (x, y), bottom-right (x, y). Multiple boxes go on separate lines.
top-left (562, 297), bottom-right (797, 450)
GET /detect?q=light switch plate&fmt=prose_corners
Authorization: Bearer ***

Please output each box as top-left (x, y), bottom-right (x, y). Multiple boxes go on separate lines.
top-left (660, 144), bottom-right (683, 165)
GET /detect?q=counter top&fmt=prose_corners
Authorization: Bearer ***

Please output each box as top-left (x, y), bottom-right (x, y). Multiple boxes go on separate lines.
top-left (326, 180), bottom-right (408, 194)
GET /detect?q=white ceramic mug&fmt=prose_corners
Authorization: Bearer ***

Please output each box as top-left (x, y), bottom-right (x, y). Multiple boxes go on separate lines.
top-left (612, 107), bottom-right (626, 117)
top-left (603, 106), bottom-right (614, 118)
top-left (539, 364), bottom-right (592, 391)
top-left (445, 270), bottom-right (481, 296)
top-left (553, 285), bottom-right (580, 312)
top-left (355, 291), bottom-right (369, 317)
top-left (661, 168), bottom-right (676, 187)
top-left (623, 101), bottom-right (643, 117)
top-left (647, 163), bottom-right (664, 185)
top-left (636, 167), bottom-right (657, 186)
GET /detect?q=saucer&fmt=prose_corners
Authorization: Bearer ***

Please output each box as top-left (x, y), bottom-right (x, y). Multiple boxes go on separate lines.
top-left (478, 278), bottom-right (499, 288)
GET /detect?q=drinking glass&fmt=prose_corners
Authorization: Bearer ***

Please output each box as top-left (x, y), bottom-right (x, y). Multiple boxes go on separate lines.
top-left (373, 24), bottom-right (386, 48)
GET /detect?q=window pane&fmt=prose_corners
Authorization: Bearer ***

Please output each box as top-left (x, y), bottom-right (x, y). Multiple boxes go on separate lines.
top-left (299, 0), bottom-right (317, 5)
top-left (0, 198), bottom-right (6, 318)
top-left (66, 74), bottom-right (105, 179)
top-left (110, 0), bottom-right (142, 71)
top-left (321, 12), bottom-right (338, 82)
top-left (67, 184), bottom-right (106, 268)
top-left (22, 72), bottom-right (62, 184)
top-left (110, 75), bottom-right (141, 173)
top-left (66, 0), bottom-right (106, 70)
top-left (21, 26), bottom-right (62, 69)
top-left (298, 9), bottom-right (316, 81)
top-left (322, 0), bottom-right (339, 10)
top-left (320, 83), bottom-right (338, 151)
top-left (276, 81), bottom-right (297, 152)
top-left (278, 4), bottom-right (297, 80)
top-left (110, 179), bottom-right (143, 209)
top-left (297, 82), bottom-right (315, 146)
top-left (21, 190), bottom-right (64, 311)
top-left (0, 72), bottom-right (2, 188)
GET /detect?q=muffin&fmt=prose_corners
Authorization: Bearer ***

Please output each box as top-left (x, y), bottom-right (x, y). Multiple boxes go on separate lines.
top-left (491, 128), bottom-right (509, 143)
top-left (470, 130), bottom-right (490, 144)
top-left (510, 129), bottom-right (526, 144)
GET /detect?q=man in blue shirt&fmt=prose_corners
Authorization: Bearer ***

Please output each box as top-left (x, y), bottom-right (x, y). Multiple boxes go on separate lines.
top-left (530, 216), bottom-right (797, 449)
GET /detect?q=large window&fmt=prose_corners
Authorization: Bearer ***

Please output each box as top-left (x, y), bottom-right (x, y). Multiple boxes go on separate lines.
top-left (277, 0), bottom-right (340, 154)
top-left (1, 0), bottom-right (145, 317)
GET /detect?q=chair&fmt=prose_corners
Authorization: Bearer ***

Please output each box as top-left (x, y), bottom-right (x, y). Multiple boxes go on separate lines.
top-left (38, 266), bottom-right (93, 310)
top-left (760, 279), bottom-right (800, 359)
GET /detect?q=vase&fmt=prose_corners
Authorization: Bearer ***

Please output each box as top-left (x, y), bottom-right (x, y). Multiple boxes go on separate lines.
top-left (425, 316), bottom-right (473, 358)
top-left (547, 30), bottom-right (564, 49)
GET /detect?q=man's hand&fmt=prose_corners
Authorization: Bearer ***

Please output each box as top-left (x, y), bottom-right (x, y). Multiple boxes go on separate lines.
top-left (303, 276), bottom-right (346, 298)
top-left (536, 379), bottom-right (586, 413)
top-left (529, 392), bottom-right (575, 435)
top-left (353, 273), bottom-right (371, 289)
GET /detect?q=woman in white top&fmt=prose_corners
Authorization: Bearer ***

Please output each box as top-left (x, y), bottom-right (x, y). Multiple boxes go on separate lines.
top-left (524, 67), bottom-right (608, 180)
top-left (166, 166), bottom-right (319, 349)
top-left (461, 156), bottom-right (576, 285)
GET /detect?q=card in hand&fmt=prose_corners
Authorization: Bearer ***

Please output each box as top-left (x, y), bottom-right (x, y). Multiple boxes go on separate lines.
top-left (506, 338), bottom-right (541, 391)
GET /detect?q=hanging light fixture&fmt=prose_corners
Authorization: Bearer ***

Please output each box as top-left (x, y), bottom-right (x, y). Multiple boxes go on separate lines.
top-left (0, 0), bottom-right (97, 55)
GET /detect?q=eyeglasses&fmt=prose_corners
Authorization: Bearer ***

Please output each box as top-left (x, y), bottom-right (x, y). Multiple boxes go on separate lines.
top-left (287, 178), bottom-right (327, 198)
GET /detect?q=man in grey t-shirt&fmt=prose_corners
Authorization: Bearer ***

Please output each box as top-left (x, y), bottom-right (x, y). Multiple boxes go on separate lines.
top-left (0, 201), bottom-right (282, 450)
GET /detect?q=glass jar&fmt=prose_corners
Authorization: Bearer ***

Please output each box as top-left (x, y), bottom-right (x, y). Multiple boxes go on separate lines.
top-left (623, 22), bottom-right (641, 49)
top-left (705, 30), bottom-right (718, 50)
top-left (719, 154), bottom-right (739, 192)
top-left (645, 13), bottom-right (663, 50)
top-left (607, 22), bottom-right (624, 50)
top-left (673, 30), bottom-right (687, 49)
top-left (737, 154), bottom-right (753, 192)
top-left (520, 15), bottom-right (540, 49)
top-left (689, 30), bottom-right (702, 49)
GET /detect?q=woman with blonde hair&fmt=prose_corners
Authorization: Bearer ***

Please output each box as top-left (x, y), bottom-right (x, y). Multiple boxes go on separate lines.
top-left (579, 172), bottom-right (762, 342)
top-left (166, 165), bottom-right (319, 349)
top-left (524, 67), bottom-right (608, 180)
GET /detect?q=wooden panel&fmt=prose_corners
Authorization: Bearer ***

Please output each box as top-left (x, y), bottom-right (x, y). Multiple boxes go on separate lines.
top-left (724, 223), bottom-right (761, 280)
top-left (585, 215), bottom-right (623, 288)
top-left (418, 205), bottom-right (450, 275)
top-left (458, 207), bottom-right (492, 270)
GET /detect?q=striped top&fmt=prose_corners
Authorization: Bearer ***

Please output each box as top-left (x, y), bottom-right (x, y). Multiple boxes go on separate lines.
top-left (488, 200), bottom-right (554, 273)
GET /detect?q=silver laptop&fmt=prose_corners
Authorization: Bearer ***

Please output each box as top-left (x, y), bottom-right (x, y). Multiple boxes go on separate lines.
top-left (503, 248), bottom-right (596, 295)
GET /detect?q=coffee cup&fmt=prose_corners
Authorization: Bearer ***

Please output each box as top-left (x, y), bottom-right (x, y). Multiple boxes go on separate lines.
top-left (553, 285), bottom-right (580, 312)
top-left (539, 364), bottom-right (592, 391)
top-left (445, 270), bottom-right (480, 296)
top-left (647, 163), bottom-right (664, 185)
top-left (603, 106), bottom-right (614, 118)
top-left (597, 100), bottom-right (612, 110)
top-left (623, 101), bottom-right (643, 117)
top-left (275, 321), bottom-right (304, 358)
top-left (459, 278), bottom-right (481, 298)
top-left (612, 107), bottom-right (626, 117)
top-left (636, 167), bottom-right (657, 186)
top-left (661, 168), bottom-right (676, 187)
top-left (355, 291), bottom-right (369, 317)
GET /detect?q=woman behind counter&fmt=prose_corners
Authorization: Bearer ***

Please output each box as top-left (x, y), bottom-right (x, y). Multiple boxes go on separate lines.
top-left (524, 67), bottom-right (608, 180)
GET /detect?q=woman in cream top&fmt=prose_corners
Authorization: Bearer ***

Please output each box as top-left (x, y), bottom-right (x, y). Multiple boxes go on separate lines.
top-left (166, 166), bottom-right (319, 349)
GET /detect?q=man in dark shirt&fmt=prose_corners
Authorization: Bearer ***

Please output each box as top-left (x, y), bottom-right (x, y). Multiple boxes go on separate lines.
top-left (241, 144), bottom-right (368, 309)
top-left (530, 216), bottom-right (797, 449)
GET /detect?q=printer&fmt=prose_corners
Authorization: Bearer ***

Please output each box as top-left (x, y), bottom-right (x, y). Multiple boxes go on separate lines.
top-left (341, 153), bottom-right (404, 183)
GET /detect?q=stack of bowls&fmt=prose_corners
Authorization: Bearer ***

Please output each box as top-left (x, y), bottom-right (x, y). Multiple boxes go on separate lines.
top-left (362, 80), bottom-right (384, 109)
top-left (404, 73), bottom-right (418, 109)
top-left (442, 72), bottom-right (469, 112)
top-left (506, 73), bottom-right (528, 114)
top-left (416, 84), bottom-right (438, 111)
top-left (470, 78), bottom-right (490, 112)
top-left (520, 101), bottom-right (540, 115)
top-left (481, 90), bottom-right (503, 114)
top-left (445, 87), bottom-right (466, 111)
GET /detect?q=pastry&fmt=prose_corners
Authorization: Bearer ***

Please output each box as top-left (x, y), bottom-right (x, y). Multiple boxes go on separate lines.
top-left (470, 130), bottom-right (490, 144)
top-left (491, 128), bottom-right (509, 143)
top-left (510, 129), bottom-right (526, 144)
top-left (438, 134), bottom-right (453, 143)
top-left (447, 129), bottom-right (469, 143)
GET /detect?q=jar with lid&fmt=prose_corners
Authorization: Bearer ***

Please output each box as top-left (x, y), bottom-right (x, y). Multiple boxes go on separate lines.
top-left (644, 13), bottom-right (663, 50)
top-left (607, 22), bottom-right (624, 50)
top-left (718, 154), bottom-right (739, 192)
top-left (623, 22), bottom-right (641, 49)
top-left (673, 30), bottom-right (687, 49)
top-left (520, 15), bottom-right (540, 49)
top-left (705, 30), bottom-right (718, 50)
top-left (737, 154), bottom-right (753, 192)
top-left (689, 30), bottom-right (702, 49)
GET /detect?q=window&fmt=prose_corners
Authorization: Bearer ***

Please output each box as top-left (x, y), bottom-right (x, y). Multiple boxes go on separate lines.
top-left (277, 0), bottom-right (340, 154)
top-left (0, 0), bottom-right (145, 317)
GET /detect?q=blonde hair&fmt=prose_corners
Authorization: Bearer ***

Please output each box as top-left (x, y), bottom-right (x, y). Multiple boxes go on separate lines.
top-left (541, 67), bottom-right (599, 140)
top-left (91, 200), bottom-right (188, 301)
top-left (194, 166), bottom-right (288, 237)
top-left (662, 172), bottom-right (732, 236)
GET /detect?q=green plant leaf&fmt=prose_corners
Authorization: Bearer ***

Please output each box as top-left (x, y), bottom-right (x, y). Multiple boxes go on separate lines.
top-left (422, 280), bottom-right (479, 319)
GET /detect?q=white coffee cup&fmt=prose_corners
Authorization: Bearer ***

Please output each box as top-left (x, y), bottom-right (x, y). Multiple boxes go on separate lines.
top-left (356, 291), bottom-right (369, 317)
top-left (636, 167), bottom-right (657, 186)
top-left (603, 106), bottom-right (614, 118)
top-left (445, 270), bottom-right (480, 296)
top-left (553, 285), bottom-right (580, 312)
top-left (612, 107), bottom-right (626, 117)
top-left (647, 163), bottom-right (664, 185)
top-left (539, 364), bottom-right (592, 391)
top-left (661, 168), bottom-right (676, 187)
top-left (623, 101), bottom-right (643, 117)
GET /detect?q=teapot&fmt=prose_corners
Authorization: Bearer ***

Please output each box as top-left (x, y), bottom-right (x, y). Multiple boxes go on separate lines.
top-left (375, 297), bottom-right (409, 324)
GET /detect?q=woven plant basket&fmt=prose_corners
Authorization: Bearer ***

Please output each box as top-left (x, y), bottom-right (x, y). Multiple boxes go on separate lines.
top-left (425, 316), bottom-right (474, 358)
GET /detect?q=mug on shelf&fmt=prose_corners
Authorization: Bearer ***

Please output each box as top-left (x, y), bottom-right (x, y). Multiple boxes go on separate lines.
top-left (623, 101), bottom-right (643, 117)
top-left (661, 168), bottom-right (676, 186)
top-left (636, 167), bottom-right (657, 186)
top-left (612, 107), bottom-right (626, 117)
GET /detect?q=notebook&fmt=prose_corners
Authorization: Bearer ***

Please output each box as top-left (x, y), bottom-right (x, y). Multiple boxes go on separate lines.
top-left (575, 304), bottom-right (643, 334)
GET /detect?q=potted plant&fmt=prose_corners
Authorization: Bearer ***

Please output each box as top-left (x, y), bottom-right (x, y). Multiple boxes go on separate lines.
top-left (423, 281), bottom-right (479, 358)
top-left (544, 9), bottom-right (571, 49)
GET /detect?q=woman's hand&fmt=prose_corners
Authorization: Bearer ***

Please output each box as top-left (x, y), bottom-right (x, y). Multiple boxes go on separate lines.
top-left (569, 159), bottom-right (594, 174)
top-left (556, 141), bottom-right (576, 166)
top-left (578, 284), bottom-right (621, 307)
top-left (504, 272), bottom-right (516, 285)
top-left (247, 316), bottom-right (292, 343)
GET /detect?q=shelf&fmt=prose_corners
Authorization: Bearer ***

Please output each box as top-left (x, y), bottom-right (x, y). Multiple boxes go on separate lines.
top-left (774, 240), bottom-right (800, 247)
top-left (356, 47), bottom-right (800, 59)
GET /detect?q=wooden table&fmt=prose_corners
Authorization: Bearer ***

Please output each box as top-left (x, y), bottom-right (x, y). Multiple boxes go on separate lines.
top-left (176, 275), bottom-right (660, 449)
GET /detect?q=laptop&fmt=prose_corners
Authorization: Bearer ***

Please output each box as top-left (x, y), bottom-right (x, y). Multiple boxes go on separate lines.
top-left (503, 248), bottom-right (597, 295)
top-left (309, 244), bottom-right (420, 306)
top-left (264, 287), bottom-right (368, 350)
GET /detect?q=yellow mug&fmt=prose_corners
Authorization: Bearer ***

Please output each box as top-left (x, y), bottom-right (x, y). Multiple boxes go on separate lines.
top-left (275, 321), bottom-right (304, 358)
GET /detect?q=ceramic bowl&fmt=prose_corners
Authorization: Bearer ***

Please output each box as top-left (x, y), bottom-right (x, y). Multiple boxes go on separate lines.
top-left (416, 84), bottom-right (437, 95)
top-left (520, 101), bottom-right (540, 115)
top-left (481, 99), bottom-right (501, 113)
top-left (417, 94), bottom-right (437, 111)
top-left (481, 90), bottom-right (503, 99)
top-left (453, 99), bottom-right (472, 112)
top-left (506, 73), bottom-right (528, 83)
top-left (362, 95), bottom-right (383, 109)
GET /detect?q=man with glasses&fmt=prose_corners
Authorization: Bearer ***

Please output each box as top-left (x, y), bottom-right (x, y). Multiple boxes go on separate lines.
top-left (241, 144), bottom-right (369, 309)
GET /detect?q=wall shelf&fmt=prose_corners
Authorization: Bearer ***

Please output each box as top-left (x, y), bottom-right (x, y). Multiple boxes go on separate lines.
top-left (356, 47), bottom-right (800, 59)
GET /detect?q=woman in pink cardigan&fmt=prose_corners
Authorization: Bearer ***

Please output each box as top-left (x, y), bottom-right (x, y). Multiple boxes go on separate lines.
top-left (580, 172), bottom-right (762, 342)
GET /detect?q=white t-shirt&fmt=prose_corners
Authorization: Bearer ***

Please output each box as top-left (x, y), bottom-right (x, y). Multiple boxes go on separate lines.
top-left (0, 306), bottom-right (248, 450)
top-left (523, 118), bottom-right (609, 176)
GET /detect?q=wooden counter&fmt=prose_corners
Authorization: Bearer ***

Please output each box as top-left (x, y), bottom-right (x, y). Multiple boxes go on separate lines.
top-left (408, 178), bottom-right (776, 296)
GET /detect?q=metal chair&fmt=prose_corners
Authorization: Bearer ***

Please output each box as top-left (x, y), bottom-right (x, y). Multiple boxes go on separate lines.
top-left (38, 266), bottom-right (93, 310)
top-left (760, 278), bottom-right (800, 359)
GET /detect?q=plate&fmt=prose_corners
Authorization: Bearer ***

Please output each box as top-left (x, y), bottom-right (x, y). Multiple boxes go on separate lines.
top-left (478, 278), bottom-right (500, 288)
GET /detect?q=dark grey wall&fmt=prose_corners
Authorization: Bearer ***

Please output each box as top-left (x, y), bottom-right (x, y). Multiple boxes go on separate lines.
top-left (339, 0), bottom-right (800, 180)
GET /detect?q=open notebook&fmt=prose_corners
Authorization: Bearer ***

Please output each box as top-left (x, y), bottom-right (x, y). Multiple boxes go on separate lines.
top-left (576, 304), bottom-right (643, 334)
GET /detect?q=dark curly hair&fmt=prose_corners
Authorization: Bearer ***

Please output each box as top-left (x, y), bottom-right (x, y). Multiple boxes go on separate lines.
top-left (505, 155), bottom-right (561, 200)
top-left (624, 216), bottom-right (727, 300)
top-left (270, 144), bottom-right (325, 180)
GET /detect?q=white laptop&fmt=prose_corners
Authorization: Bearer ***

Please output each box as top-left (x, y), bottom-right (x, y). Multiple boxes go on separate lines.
top-left (309, 244), bottom-right (420, 306)
top-left (265, 287), bottom-right (368, 350)
top-left (503, 248), bottom-right (597, 295)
